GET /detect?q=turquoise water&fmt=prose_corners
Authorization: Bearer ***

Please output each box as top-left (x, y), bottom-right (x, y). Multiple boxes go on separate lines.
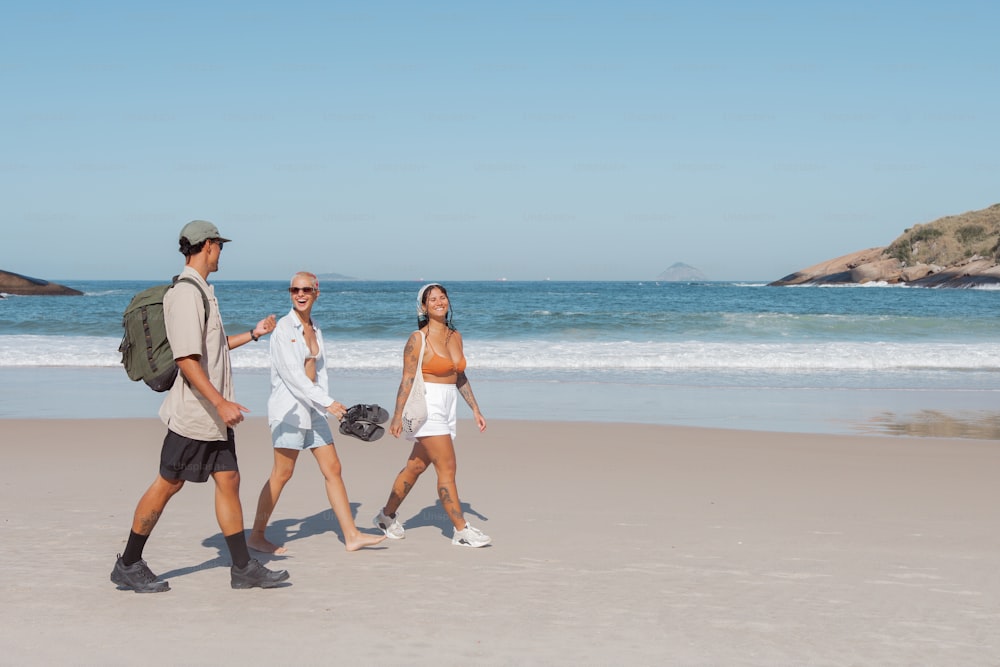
top-left (3, 280), bottom-right (1000, 437)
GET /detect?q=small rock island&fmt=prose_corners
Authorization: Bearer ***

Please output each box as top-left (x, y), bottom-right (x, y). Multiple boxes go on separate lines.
top-left (656, 262), bottom-right (709, 282)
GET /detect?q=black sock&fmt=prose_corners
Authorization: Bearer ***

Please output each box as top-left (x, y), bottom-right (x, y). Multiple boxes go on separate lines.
top-left (225, 531), bottom-right (250, 569)
top-left (121, 531), bottom-right (149, 566)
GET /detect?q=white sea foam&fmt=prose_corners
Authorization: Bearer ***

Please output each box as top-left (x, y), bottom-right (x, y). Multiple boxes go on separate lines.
top-left (3, 335), bottom-right (999, 373)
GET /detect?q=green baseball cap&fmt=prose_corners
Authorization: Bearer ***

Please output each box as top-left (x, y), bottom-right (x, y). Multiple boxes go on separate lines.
top-left (179, 220), bottom-right (232, 245)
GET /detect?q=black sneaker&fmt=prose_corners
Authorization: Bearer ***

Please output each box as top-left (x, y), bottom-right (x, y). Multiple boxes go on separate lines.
top-left (111, 554), bottom-right (170, 593)
top-left (230, 558), bottom-right (290, 589)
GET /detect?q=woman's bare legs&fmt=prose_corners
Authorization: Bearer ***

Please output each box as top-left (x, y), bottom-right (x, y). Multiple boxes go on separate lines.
top-left (422, 434), bottom-right (467, 530)
top-left (382, 435), bottom-right (467, 530)
top-left (312, 444), bottom-right (386, 551)
top-left (248, 448), bottom-right (298, 554)
top-left (381, 441), bottom-right (430, 518)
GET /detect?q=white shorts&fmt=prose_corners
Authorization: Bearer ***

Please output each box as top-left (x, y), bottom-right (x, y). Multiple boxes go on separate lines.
top-left (408, 382), bottom-right (458, 441)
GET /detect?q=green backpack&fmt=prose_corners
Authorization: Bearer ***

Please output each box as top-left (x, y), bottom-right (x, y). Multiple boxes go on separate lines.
top-left (119, 276), bottom-right (209, 392)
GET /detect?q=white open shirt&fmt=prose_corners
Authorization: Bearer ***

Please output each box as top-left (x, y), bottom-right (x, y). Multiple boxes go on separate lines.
top-left (267, 309), bottom-right (335, 429)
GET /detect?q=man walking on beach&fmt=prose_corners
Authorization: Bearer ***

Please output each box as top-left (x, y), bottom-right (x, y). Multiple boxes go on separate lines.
top-left (111, 220), bottom-right (290, 592)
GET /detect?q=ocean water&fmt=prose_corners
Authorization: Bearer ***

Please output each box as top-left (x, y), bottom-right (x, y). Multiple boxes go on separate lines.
top-left (3, 280), bottom-right (1000, 438)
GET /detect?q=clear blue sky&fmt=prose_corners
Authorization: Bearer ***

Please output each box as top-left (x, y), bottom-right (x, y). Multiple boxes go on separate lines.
top-left (3, 1), bottom-right (998, 281)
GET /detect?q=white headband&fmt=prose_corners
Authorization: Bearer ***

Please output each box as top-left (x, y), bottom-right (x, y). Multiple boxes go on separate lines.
top-left (416, 283), bottom-right (440, 316)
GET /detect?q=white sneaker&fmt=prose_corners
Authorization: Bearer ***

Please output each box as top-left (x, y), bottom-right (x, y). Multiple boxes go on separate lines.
top-left (373, 511), bottom-right (405, 539)
top-left (452, 522), bottom-right (491, 548)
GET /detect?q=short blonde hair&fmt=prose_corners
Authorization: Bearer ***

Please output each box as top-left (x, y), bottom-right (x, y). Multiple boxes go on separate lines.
top-left (290, 271), bottom-right (319, 289)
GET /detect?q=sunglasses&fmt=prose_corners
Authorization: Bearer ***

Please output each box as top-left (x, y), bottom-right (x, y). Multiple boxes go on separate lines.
top-left (288, 286), bottom-right (316, 295)
top-left (211, 239), bottom-right (225, 250)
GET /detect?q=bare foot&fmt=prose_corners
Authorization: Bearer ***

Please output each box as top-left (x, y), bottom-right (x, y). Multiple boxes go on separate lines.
top-left (344, 532), bottom-right (387, 552)
top-left (248, 535), bottom-right (288, 555)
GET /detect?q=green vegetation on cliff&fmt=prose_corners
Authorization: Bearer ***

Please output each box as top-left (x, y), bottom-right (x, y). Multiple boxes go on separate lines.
top-left (886, 203), bottom-right (1000, 267)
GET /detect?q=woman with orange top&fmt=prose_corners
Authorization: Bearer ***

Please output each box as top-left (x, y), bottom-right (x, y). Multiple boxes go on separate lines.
top-left (375, 283), bottom-right (491, 547)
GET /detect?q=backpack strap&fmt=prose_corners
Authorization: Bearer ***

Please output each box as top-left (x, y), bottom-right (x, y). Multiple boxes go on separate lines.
top-left (171, 275), bottom-right (210, 324)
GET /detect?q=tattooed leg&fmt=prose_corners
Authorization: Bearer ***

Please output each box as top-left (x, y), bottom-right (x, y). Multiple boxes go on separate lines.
top-left (419, 434), bottom-right (464, 529)
top-left (135, 510), bottom-right (162, 534)
top-left (130, 476), bottom-right (184, 535)
top-left (438, 484), bottom-right (465, 529)
top-left (384, 479), bottom-right (413, 517)
top-left (384, 445), bottom-right (429, 516)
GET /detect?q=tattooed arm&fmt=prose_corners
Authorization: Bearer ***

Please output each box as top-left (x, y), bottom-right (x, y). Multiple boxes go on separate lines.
top-left (389, 330), bottom-right (423, 438)
top-left (454, 332), bottom-right (487, 432)
top-left (456, 372), bottom-right (486, 432)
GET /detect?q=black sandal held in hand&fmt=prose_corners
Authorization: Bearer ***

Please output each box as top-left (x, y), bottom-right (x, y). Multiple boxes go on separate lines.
top-left (345, 403), bottom-right (389, 425)
top-left (339, 419), bottom-right (385, 443)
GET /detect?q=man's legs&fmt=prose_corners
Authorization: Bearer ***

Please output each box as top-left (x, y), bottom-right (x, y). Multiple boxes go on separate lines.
top-left (248, 448), bottom-right (299, 554)
top-left (212, 470), bottom-right (249, 567)
top-left (212, 469), bottom-right (290, 589)
top-left (123, 475), bottom-right (185, 564)
top-left (112, 475), bottom-right (184, 593)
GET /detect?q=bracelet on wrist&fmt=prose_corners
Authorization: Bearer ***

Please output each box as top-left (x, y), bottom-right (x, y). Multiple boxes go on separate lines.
top-left (250, 330), bottom-right (260, 342)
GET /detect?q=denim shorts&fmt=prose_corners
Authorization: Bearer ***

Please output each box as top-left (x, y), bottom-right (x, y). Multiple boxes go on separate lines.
top-left (270, 415), bottom-right (334, 450)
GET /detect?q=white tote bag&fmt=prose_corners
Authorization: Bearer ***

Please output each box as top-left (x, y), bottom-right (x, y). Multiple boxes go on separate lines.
top-left (401, 331), bottom-right (428, 435)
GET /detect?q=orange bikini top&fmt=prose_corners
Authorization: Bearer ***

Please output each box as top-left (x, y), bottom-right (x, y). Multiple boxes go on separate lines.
top-left (422, 350), bottom-right (467, 376)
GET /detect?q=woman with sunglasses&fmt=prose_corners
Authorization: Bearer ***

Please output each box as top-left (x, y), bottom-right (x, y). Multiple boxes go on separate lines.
top-left (375, 283), bottom-right (491, 547)
top-left (248, 272), bottom-right (386, 554)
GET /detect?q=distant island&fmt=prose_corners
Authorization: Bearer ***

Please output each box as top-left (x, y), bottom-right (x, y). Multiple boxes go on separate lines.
top-left (656, 263), bottom-right (708, 281)
top-left (770, 203), bottom-right (1000, 287)
top-left (315, 272), bottom-right (358, 281)
top-left (0, 270), bottom-right (83, 296)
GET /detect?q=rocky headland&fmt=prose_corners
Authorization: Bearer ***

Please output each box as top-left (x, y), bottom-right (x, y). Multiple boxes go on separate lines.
top-left (0, 270), bottom-right (83, 296)
top-left (770, 203), bottom-right (1000, 287)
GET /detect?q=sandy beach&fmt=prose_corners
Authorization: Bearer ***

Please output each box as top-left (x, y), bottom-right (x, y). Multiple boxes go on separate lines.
top-left (2, 417), bottom-right (998, 665)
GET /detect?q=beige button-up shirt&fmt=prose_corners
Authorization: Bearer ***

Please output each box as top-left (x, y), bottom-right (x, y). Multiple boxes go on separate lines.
top-left (158, 266), bottom-right (234, 441)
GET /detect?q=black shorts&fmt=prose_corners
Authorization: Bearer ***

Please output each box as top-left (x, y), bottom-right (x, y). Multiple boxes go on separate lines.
top-left (159, 428), bottom-right (238, 483)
